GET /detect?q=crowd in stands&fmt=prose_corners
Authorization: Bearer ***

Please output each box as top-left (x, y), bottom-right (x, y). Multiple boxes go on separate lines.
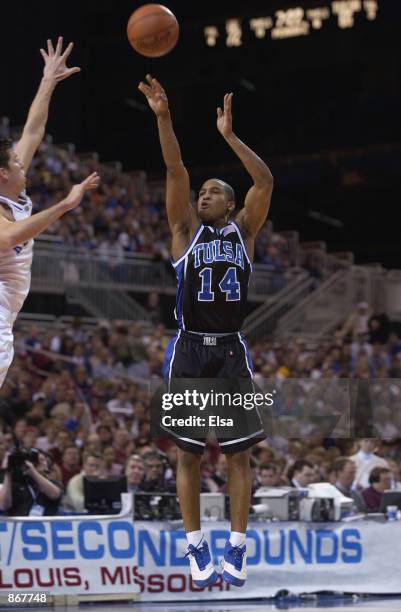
top-left (0, 139), bottom-right (397, 516)
top-left (29, 142), bottom-right (300, 277)
top-left (0, 301), bottom-right (400, 515)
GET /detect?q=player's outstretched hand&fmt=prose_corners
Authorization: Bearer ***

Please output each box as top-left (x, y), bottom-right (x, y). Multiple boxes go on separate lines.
top-left (217, 93), bottom-right (234, 139)
top-left (40, 36), bottom-right (81, 83)
top-left (63, 173), bottom-right (100, 211)
top-left (138, 74), bottom-right (169, 117)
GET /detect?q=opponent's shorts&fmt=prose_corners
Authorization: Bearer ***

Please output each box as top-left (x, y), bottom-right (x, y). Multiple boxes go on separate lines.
top-left (0, 306), bottom-right (17, 389)
top-left (160, 330), bottom-right (266, 454)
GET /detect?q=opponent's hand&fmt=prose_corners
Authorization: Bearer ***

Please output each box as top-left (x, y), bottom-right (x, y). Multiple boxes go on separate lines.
top-left (217, 93), bottom-right (234, 139)
top-left (40, 36), bottom-right (81, 83)
top-left (138, 74), bottom-right (169, 117)
top-left (63, 172), bottom-right (100, 211)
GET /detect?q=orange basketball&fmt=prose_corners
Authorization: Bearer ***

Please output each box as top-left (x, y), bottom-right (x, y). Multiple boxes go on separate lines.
top-left (127, 4), bottom-right (179, 58)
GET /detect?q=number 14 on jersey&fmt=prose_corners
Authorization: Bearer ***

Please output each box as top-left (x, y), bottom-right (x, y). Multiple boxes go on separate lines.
top-left (198, 267), bottom-right (241, 301)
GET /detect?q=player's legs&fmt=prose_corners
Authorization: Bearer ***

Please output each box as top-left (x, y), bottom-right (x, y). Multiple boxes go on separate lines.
top-left (226, 448), bottom-right (252, 533)
top-left (176, 446), bottom-right (218, 586)
top-left (176, 447), bottom-right (202, 532)
top-left (0, 312), bottom-right (15, 389)
top-left (217, 337), bottom-right (256, 586)
top-left (220, 449), bottom-right (250, 586)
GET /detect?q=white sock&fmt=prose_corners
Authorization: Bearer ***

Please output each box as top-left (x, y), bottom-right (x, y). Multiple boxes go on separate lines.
top-left (229, 531), bottom-right (246, 547)
top-left (187, 530), bottom-right (203, 547)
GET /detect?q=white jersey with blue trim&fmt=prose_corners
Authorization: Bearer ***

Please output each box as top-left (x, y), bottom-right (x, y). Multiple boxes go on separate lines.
top-left (0, 191), bottom-right (34, 313)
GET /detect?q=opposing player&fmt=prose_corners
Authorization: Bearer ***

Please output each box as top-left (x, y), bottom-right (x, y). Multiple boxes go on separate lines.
top-left (139, 75), bottom-right (273, 587)
top-left (0, 38), bottom-right (100, 388)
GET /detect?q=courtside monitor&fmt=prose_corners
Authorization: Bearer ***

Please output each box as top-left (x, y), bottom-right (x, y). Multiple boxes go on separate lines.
top-left (379, 491), bottom-right (401, 513)
top-left (84, 475), bottom-right (127, 515)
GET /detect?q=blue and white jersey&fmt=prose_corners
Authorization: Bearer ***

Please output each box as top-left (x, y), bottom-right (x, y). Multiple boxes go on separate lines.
top-left (172, 221), bottom-right (252, 333)
top-left (0, 191), bottom-right (33, 313)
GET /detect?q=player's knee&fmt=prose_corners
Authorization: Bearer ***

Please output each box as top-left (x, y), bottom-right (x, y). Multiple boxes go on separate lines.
top-left (226, 449), bottom-right (251, 469)
top-left (177, 448), bottom-right (202, 469)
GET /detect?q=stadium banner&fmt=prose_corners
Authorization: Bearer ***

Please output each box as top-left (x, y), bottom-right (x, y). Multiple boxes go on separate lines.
top-left (1, 495), bottom-right (401, 600)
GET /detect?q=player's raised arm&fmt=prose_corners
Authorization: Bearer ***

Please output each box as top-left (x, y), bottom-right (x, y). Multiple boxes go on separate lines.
top-left (217, 93), bottom-right (273, 238)
top-left (14, 36), bottom-right (81, 172)
top-left (0, 173), bottom-right (99, 249)
top-left (138, 75), bottom-right (197, 258)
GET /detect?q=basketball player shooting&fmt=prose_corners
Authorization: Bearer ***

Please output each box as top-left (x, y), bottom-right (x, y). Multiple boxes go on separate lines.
top-left (139, 75), bottom-right (273, 587)
top-left (0, 37), bottom-right (100, 388)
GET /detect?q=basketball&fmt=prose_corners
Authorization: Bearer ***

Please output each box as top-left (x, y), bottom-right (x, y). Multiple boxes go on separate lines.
top-left (127, 4), bottom-right (179, 58)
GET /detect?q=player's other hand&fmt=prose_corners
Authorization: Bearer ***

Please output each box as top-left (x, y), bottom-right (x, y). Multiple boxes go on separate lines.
top-left (138, 74), bottom-right (169, 117)
top-left (217, 93), bottom-right (234, 139)
top-left (63, 173), bottom-right (100, 211)
top-left (41, 36), bottom-right (81, 83)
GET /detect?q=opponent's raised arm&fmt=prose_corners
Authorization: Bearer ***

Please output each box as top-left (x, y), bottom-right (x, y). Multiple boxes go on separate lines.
top-left (217, 93), bottom-right (273, 238)
top-left (0, 172), bottom-right (99, 249)
top-left (15, 37), bottom-right (81, 172)
top-left (138, 75), bottom-right (197, 247)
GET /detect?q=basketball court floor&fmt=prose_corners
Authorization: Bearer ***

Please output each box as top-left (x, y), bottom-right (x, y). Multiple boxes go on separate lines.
top-left (125, 600), bottom-right (401, 612)
top-left (10, 597), bottom-right (399, 612)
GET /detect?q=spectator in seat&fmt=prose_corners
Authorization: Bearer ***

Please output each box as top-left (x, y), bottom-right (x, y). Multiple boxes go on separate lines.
top-left (114, 429), bottom-right (134, 464)
top-left (339, 302), bottom-right (371, 342)
top-left (287, 460), bottom-right (315, 489)
top-left (388, 331), bottom-right (401, 357)
top-left (140, 450), bottom-right (173, 493)
top-left (85, 433), bottom-right (102, 455)
top-left (97, 424), bottom-right (114, 450)
top-left (332, 457), bottom-right (366, 512)
top-left (21, 426), bottom-right (39, 450)
top-left (103, 446), bottom-right (123, 477)
top-left (362, 467), bottom-right (392, 511)
top-left (125, 454), bottom-right (145, 493)
top-left (255, 463), bottom-right (279, 490)
top-left (12, 419), bottom-right (28, 446)
top-left (50, 429), bottom-right (72, 465)
top-left (60, 444), bottom-right (81, 487)
top-left (350, 439), bottom-right (389, 489)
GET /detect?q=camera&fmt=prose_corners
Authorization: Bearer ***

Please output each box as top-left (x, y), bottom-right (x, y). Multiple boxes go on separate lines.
top-left (7, 448), bottom-right (40, 483)
top-left (133, 493), bottom-right (181, 521)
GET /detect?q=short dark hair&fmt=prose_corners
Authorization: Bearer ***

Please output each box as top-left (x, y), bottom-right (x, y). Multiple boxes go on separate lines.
top-left (62, 444), bottom-right (79, 456)
top-left (288, 459), bottom-right (314, 480)
top-left (37, 449), bottom-right (54, 471)
top-left (0, 138), bottom-right (12, 169)
top-left (125, 453), bottom-right (144, 468)
top-left (220, 180), bottom-right (235, 203)
top-left (142, 450), bottom-right (163, 464)
top-left (369, 466), bottom-right (391, 485)
top-left (332, 457), bottom-right (354, 475)
top-left (204, 178), bottom-right (235, 204)
top-left (97, 424), bottom-right (112, 434)
top-left (82, 450), bottom-right (101, 464)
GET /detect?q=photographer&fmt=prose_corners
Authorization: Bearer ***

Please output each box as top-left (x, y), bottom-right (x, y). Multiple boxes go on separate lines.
top-left (0, 448), bottom-right (63, 516)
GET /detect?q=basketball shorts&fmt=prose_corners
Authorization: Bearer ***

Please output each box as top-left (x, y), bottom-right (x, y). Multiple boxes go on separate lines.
top-left (160, 330), bottom-right (266, 454)
top-left (0, 306), bottom-right (17, 389)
